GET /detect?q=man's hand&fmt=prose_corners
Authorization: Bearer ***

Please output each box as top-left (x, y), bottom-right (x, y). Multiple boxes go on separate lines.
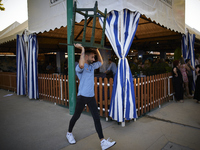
top-left (74, 43), bottom-right (84, 50)
top-left (74, 43), bottom-right (85, 69)
top-left (95, 48), bottom-right (103, 65)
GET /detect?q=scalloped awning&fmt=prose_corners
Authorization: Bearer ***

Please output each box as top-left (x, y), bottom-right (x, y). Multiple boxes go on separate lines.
top-left (28, 0), bottom-right (185, 34)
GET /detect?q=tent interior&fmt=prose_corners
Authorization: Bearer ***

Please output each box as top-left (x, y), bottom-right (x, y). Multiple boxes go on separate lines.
top-left (0, 14), bottom-right (200, 57)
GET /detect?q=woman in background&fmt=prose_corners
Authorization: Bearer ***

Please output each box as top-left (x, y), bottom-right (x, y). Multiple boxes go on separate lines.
top-left (172, 60), bottom-right (184, 103)
top-left (179, 57), bottom-right (193, 98)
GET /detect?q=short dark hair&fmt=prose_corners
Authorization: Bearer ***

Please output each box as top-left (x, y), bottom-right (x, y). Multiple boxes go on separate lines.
top-left (85, 50), bottom-right (95, 56)
top-left (185, 59), bottom-right (190, 63)
top-left (195, 65), bottom-right (200, 74)
top-left (173, 60), bottom-right (179, 67)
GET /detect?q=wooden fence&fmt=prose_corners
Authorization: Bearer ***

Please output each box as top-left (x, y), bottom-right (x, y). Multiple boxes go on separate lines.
top-left (38, 72), bottom-right (174, 118)
top-left (0, 72), bottom-right (17, 92)
top-left (0, 72), bottom-right (174, 119)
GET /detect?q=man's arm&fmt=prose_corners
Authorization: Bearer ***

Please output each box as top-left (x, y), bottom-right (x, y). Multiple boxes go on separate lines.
top-left (74, 43), bottom-right (85, 69)
top-left (96, 49), bottom-right (103, 65)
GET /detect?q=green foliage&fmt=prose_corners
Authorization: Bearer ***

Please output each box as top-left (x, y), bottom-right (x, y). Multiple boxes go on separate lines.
top-left (174, 47), bottom-right (182, 61)
top-left (0, 0), bottom-right (5, 11)
top-left (130, 61), bottom-right (172, 76)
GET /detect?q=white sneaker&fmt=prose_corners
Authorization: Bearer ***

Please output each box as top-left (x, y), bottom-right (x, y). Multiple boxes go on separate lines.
top-left (101, 138), bottom-right (116, 150)
top-left (66, 132), bottom-right (76, 144)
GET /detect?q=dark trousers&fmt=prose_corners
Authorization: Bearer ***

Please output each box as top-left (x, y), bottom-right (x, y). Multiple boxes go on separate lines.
top-left (188, 75), bottom-right (193, 95)
top-left (173, 80), bottom-right (183, 101)
top-left (68, 96), bottom-right (104, 139)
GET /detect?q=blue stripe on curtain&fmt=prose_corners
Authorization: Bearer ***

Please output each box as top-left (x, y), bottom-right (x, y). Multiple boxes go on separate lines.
top-left (16, 35), bottom-right (26, 95)
top-left (100, 9), bottom-right (140, 122)
top-left (27, 34), bottom-right (39, 99)
top-left (188, 33), bottom-right (196, 89)
top-left (182, 35), bottom-right (187, 59)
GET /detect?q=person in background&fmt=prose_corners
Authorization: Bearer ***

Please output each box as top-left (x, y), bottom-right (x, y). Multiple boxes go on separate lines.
top-left (179, 57), bottom-right (193, 98)
top-left (66, 43), bottom-right (116, 150)
top-left (172, 60), bottom-right (184, 103)
top-left (104, 59), bottom-right (117, 77)
top-left (46, 62), bottom-right (54, 74)
top-left (185, 59), bottom-right (195, 96)
top-left (195, 55), bottom-right (200, 66)
top-left (193, 65), bottom-right (200, 103)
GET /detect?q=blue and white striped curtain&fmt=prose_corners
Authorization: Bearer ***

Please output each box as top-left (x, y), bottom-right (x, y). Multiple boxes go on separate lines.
top-left (182, 33), bottom-right (196, 89)
top-left (27, 34), bottom-right (39, 99)
top-left (188, 33), bottom-right (196, 89)
top-left (100, 9), bottom-right (140, 122)
top-left (182, 34), bottom-right (188, 59)
top-left (16, 35), bottom-right (26, 95)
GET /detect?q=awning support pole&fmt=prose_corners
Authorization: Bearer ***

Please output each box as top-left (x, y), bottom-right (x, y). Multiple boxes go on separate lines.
top-left (67, 0), bottom-right (76, 115)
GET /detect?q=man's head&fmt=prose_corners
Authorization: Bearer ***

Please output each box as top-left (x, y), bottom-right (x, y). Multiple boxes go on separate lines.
top-left (85, 50), bottom-right (96, 65)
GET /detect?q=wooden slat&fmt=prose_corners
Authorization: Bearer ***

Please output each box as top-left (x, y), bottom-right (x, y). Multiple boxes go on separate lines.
top-left (47, 74), bottom-right (51, 101)
top-left (61, 75), bottom-right (64, 105)
top-left (104, 78), bottom-right (108, 117)
top-left (166, 73), bottom-right (169, 101)
top-left (144, 76), bottom-right (146, 113)
top-left (45, 74), bottom-right (48, 100)
top-left (109, 78), bottom-right (113, 102)
top-left (64, 75), bottom-right (67, 106)
top-left (147, 76), bottom-right (149, 112)
top-left (137, 78), bottom-right (140, 116)
top-left (58, 75), bottom-right (61, 104)
top-left (43, 74), bottom-right (45, 99)
top-left (141, 77), bottom-right (143, 115)
top-left (152, 75), bottom-right (155, 109)
top-left (164, 73), bottom-right (167, 102)
top-left (155, 75), bottom-right (158, 107)
top-left (134, 78), bottom-right (137, 106)
top-left (50, 74), bottom-right (53, 102)
top-left (159, 74), bottom-right (162, 106)
top-left (53, 74), bottom-right (56, 103)
top-left (149, 76), bottom-right (152, 110)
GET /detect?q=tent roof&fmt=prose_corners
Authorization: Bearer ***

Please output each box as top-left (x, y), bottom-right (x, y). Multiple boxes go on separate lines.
top-left (31, 15), bottom-right (183, 53)
top-left (0, 20), bottom-right (28, 44)
top-left (186, 24), bottom-right (200, 40)
top-left (1, 16), bottom-right (200, 54)
top-left (28, 0), bottom-right (185, 35)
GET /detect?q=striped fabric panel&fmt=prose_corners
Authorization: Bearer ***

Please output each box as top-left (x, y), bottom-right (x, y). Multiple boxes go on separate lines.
top-left (188, 34), bottom-right (196, 89)
top-left (27, 34), bottom-right (39, 99)
top-left (182, 35), bottom-right (187, 59)
top-left (182, 33), bottom-right (196, 90)
top-left (16, 35), bottom-right (26, 95)
top-left (100, 9), bottom-right (140, 122)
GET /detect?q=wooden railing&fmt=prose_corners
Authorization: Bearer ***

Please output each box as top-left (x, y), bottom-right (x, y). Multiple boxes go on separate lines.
top-left (0, 72), bottom-right (173, 119)
top-left (0, 72), bottom-right (17, 92)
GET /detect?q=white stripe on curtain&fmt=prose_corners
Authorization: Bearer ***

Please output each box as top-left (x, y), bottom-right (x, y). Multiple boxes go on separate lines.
top-left (100, 9), bottom-right (140, 122)
top-left (16, 35), bottom-right (26, 95)
top-left (182, 33), bottom-right (196, 89)
top-left (27, 34), bottom-right (39, 99)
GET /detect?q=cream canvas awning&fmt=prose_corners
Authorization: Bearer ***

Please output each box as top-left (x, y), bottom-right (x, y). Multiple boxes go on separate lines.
top-left (0, 20), bottom-right (28, 44)
top-left (28, 0), bottom-right (185, 34)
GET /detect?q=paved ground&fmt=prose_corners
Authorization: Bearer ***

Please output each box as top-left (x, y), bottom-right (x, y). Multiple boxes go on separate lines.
top-left (0, 89), bottom-right (200, 150)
